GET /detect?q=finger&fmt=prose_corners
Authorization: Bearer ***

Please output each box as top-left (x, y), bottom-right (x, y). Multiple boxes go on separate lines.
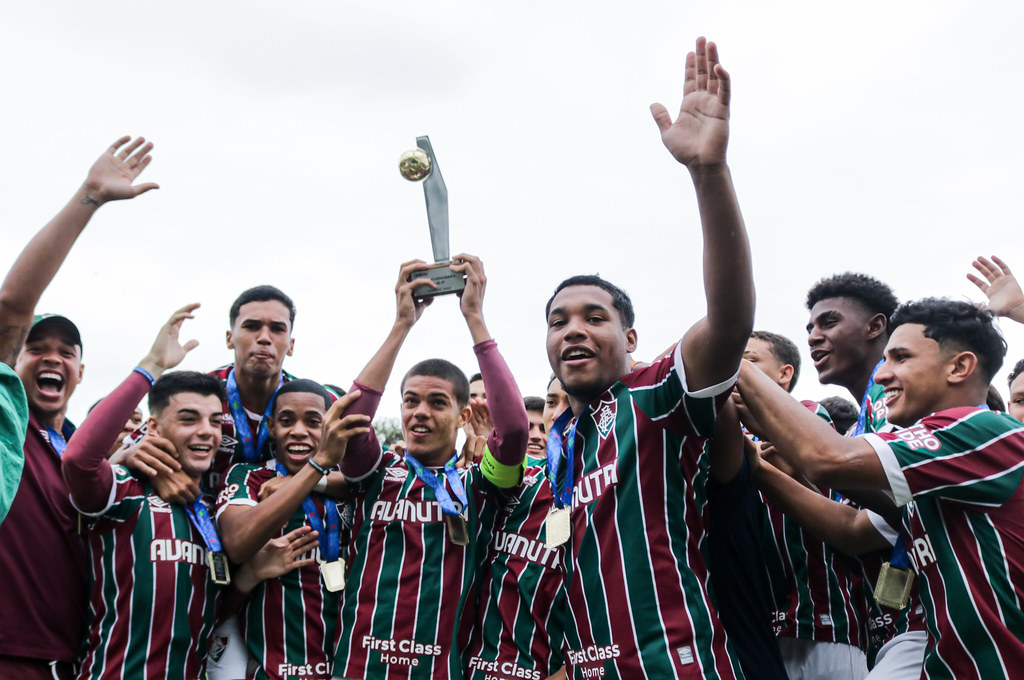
top-left (291, 557), bottom-right (317, 570)
top-left (650, 103), bottom-right (672, 133)
top-left (706, 41), bottom-right (720, 97)
top-left (108, 135), bottom-right (132, 154)
top-left (132, 183), bottom-right (160, 196)
top-left (173, 302), bottom-right (202, 318)
top-left (134, 460), bottom-right (159, 476)
top-left (128, 141), bottom-right (154, 165)
top-left (118, 136), bottom-right (145, 160)
top-left (338, 413), bottom-right (372, 428)
top-left (714, 64), bottom-right (731, 107)
top-left (131, 155), bottom-right (153, 176)
top-left (139, 454), bottom-right (178, 477)
top-left (148, 440), bottom-right (183, 464)
top-left (182, 339), bottom-right (200, 353)
top-left (290, 535), bottom-right (320, 555)
top-left (683, 49), bottom-right (697, 97)
top-left (972, 258), bottom-right (1000, 283)
top-left (992, 255), bottom-right (1013, 274)
top-left (695, 36), bottom-right (708, 92)
top-left (967, 273), bottom-right (988, 292)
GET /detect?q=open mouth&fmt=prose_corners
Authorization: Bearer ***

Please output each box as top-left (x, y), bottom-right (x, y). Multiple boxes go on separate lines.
top-left (562, 347), bottom-right (595, 363)
top-left (884, 388), bottom-right (902, 407)
top-left (527, 441), bottom-right (545, 453)
top-left (810, 349), bottom-right (830, 368)
top-left (284, 443), bottom-right (313, 462)
top-left (187, 444), bottom-right (213, 458)
top-left (37, 371), bottom-right (65, 396)
top-left (409, 425), bottom-right (431, 438)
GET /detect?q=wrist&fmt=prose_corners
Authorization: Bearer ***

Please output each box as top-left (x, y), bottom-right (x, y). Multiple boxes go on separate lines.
top-left (308, 456), bottom-right (331, 477)
top-left (136, 356), bottom-right (165, 381)
top-left (78, 182), bottom-right (107, 208)
top-left (687, 162), bottom-right (730, 185)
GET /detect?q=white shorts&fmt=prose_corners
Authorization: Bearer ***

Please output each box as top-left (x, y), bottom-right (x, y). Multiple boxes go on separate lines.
top-left (778, 637), bottom-right (869, 680)
top-left (866, 630), bottom-right (927, 679)
top-left (206, 616), bottom-right (250, 680)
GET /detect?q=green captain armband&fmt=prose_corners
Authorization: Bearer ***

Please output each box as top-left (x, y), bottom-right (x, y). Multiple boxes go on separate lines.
top-left (480, 446), bottom-right (526, 489)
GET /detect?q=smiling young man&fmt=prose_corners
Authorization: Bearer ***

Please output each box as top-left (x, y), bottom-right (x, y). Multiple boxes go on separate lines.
top-left (737, 298), bottom-right (1024, 679)
top-left (523, 396), bottom-right (547, 462)
top-left (217, 381), bottom-right (369, 680)
top-left (543, 37), bottom-right (754, 679)
top-left (0, 136), bottom-right (158, 679)
top-left (327, 255), bottom-right (529, 680)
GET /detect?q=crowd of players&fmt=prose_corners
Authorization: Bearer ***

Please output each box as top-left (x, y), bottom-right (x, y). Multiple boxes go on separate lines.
top-left (1, 36), bottom-right (1023, 680)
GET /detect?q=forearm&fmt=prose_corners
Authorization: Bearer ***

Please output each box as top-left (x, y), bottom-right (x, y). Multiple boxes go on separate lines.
top-left (354, 321), bottom-right (413, 391)
top-left (220, 465), bottom-right (322, 563)
top-left (62, 371), bottom-right (150, 512)
top-left (477, 340), bottom-right (528, 466)
top-left (338, 380), bottom-right (383, 479)
top-left (756, 462), bottom-right (889, 556)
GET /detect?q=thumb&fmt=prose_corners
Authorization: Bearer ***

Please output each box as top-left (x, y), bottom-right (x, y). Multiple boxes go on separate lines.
top-left (650, 103), bottom-right (672, 132)
top-left (133, 183), bottom-right (160, 196)
top-left (182, 339), bottom-right (200, 353)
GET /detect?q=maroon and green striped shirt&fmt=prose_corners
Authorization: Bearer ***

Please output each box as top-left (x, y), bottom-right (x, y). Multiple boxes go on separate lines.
top-left (868, 406), bottom-right (1024, 680)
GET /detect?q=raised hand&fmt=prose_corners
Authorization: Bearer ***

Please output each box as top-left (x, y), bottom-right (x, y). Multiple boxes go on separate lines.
top-left (138, 304), bottom-right (201, 378)
top-left (82, 136), bottom-right (160, 206)
top-left (451, 254), bottom-right (487, 320)
top-left (395, 260), bottom-right (435, 327)
top-left (249, 526), bottom-right (320, 581)
top-left (968, 256), bottom-right (1024, 324)
top-left (650, 37), bottom-right (731, 168)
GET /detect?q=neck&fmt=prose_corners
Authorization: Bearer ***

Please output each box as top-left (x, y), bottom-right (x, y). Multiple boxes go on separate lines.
top-left (410, 449), bottom-right (456, 467)
top-left (234, 368), bottom-right (281, 412)
top-left (842, 352), bottom-right (884, 403)
top-left (35, 407), bottom-right (66, 433)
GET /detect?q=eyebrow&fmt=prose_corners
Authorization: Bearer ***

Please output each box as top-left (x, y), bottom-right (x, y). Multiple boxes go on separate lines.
top-left (806, 309), bottom-right (841, 331)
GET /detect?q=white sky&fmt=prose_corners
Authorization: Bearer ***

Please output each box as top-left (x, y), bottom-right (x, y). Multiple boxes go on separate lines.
top-left (2, 0), bottom-right (1023, 425)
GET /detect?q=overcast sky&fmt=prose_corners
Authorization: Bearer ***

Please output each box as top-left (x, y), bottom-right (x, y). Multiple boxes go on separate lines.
top-left (2, 0), bottom-right (1023, 425)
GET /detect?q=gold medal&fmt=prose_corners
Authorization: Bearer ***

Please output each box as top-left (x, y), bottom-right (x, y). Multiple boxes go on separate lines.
top-left (446, 513), bottom-right (470, 546)
top-left (207, 551), bottom-right (231, 586)
top-left (874, 561), bottom-right (914, 610)
top-left (320, 558), bottom-right (346, 592)
top-left (546, 506), bottom-right (571, 548)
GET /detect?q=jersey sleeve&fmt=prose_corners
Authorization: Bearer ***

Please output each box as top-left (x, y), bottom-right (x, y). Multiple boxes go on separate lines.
top-left (865, 408), bottom-right (1024, 507)
top-left (79, 465), bottom-right (146, 522)
top-left (624, 339), bottom-right (737, 438)
top-left (214, 463), bottom-right (264, 519)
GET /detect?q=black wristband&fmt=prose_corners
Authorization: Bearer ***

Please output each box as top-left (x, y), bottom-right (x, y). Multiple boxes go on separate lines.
top-left (308, 458), bottom-right (330, 476)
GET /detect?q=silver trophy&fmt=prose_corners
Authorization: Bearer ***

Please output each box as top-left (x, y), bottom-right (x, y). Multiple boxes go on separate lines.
top-left (398, 136), bottom-right (466, 298)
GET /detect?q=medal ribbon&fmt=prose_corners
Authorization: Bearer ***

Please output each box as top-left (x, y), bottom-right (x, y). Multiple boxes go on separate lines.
top-left (547, 407), bottom-right (587, 509)
top-left (226, 368), bottom-right (282, 463)
top-left (185, 499), bottom-right (224, 554)
top-left (854, 359), bottom-right (885, 437)
top-left (275, 463), bottom-right (340, 561)
top-left (405, 453), bottom-right (468, 516)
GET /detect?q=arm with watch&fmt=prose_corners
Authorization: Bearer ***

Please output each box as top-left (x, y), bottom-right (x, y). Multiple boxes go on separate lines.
top-left (217, 392), bottom-right (370, 564)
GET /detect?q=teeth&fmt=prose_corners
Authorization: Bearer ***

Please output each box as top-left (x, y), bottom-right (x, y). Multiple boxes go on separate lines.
top-left (288, 445), bottom-right (312, 453)
top-left (189, 445), bottom-right (211, 452)
top-left (411, 426), bottom-right (430, 433)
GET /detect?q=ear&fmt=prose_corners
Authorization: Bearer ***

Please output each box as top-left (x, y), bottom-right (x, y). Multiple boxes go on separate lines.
top-left (226, 330), bottom-right (234, 350)
top-left (77, 362), bottom-right (85, 382)
top-left (147, 416), bottom-right (161, 437)
top-left (625, 328), bottom-right (638, 354)
top-left (865, 313), bottom-right (888, 343)
top-left (947, 351), bottom-right (979, 385)
top-left (778, 363), bottom-right (795, 389)
top-left (286, 338), bottom-right (295, 357)
top-left (457, 405), bottom-right (472, 429)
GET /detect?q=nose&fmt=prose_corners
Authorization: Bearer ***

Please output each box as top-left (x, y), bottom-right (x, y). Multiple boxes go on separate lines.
top-left (563, 314), bottom-right (588, 341)
top-left (290, 419), bottom-right (310, 438)
top-left (807, 324), bottom-right (824, 347)
top-left (256, 325), bottom-right (272, 345)
top-left (874, 358), bottom-right (893, 384)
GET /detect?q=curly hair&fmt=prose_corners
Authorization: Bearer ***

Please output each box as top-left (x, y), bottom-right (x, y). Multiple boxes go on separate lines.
top-left (806, 273), bottom-right (898, 325)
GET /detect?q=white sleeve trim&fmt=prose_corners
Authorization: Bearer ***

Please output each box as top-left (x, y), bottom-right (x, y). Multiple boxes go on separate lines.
top-left (865, 433), bottom-right (913, 506)
top-left (71, 465), bottom-right (123, 518)
top-left (214, 498), bottom-right (258, 521)
top-left (344, 446), bottom-right (384, 483)
top-left (672, 339), bottom-right (739, 399)
top-left (866, 509), bottom-right (899, 546)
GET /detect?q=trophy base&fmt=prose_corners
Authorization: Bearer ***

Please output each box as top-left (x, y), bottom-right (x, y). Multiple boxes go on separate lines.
top-left (411, 261), bottom-right (467, 298)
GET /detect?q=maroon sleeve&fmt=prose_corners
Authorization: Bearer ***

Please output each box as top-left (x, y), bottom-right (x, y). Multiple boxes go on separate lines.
top-left (62, 371), bottom-right (150, 513)
top-left (339, 379), bottom-right (384, 479)
top-left (476, 340), bottom-right (529, 466)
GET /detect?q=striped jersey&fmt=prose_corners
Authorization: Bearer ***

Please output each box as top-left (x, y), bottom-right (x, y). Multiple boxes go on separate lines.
top-left (868, 407), bottom-right (1024, 680)
top-left (760, 401), bottom-right (868, 648)
top-left (216, 463), bottom-right (346, 680)
top-left (555, 348), bottom-right (743, 680)
top-left (75, 466), bottom-right (221, 680)
top-left (466, 460), bottom-right (567, 680)
top-left (334, 450), bottom-right (501, 680)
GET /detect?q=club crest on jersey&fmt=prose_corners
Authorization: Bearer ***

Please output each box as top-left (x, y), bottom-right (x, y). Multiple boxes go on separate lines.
top-left (384, 466), bottom-right (409, 482)
top-left (594, 401), bottom-right (616, 439)
top-left (147, 495), bottom-right (173, 514)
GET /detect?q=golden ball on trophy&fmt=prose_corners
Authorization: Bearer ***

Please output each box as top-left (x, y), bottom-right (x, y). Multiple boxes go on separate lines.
top-left (399, 149), bottom-right (432, 181)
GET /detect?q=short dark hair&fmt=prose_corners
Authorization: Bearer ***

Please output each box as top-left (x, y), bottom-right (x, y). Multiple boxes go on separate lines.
top-left (1008, 359), bottom-right (1024, 389)
top-left (401, 359), bottom-right (470, 408)
top-left (890, 298), bottom-right (1007, 383)
top-left (229, 285), bottom-right (296, 328)
top-left (818, 395), bottom-right (858, 435)
top-left (806, 273), bottom-right (899, 327)
top-left (468, 373), bottom-right (483, 384)
top-left (750, 330), bottom-right (801, 392)
top-left (271, 379), bottom-right (333, 414)
top-left (987, 385), bottom-right (1007, 413)
top-left (148, 372), bottom-right (226, 416)
top-left (546, 275), bottom-right (635, 329)
top-left (524, 396), bottom-right (544, 413)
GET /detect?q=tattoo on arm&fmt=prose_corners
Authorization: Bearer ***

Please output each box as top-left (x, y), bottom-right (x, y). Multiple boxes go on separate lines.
top-left (0, 325), bottom-right (29, 367)
top-left (80, 194), bottom-right (101, 207)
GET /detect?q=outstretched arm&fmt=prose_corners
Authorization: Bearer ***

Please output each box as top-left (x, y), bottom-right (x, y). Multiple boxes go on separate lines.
top-left (340, 261), bottom-right (433, 479)
top-left (651, 38), bottom-right (753, 391)
top-left (968, 255), bottom-right (1024, 324)
top-left (62, 305), bottom-right (198, 513)
top-left (0, 137), bottom-right (159, 366)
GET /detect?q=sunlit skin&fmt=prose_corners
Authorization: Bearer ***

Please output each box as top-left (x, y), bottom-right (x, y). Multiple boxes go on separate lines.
top-left (544, 378), bottom-right (570, 434)
top-left (402, 375), bottom-right (471, 466)
top-left (806, 297), bottom-right (886, 397)
top-left (1009, 373), bottom-right (1024, 423)
top-left (546, 285), bottom-right (636, 414)
top-left (148, 393), bottom-right (223, 478)
top-left (269, 391), bottom-right (327, 475)
top-left (469, 379), bottom-right (486, 401)
top-left (742, 337), bottom-right (793, 391)
top-left (226, 300), bottom-right (294, 382)
top-left (15, 326), bottom-right (84, 428)
top-left (874, 324), bottom-right (985, 428)
top-left (526, 410), bottom-right (546, 457)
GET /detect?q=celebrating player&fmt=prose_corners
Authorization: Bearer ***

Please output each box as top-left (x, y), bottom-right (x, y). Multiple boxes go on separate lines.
top-left (544, 37), bottom-right (754, 678)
